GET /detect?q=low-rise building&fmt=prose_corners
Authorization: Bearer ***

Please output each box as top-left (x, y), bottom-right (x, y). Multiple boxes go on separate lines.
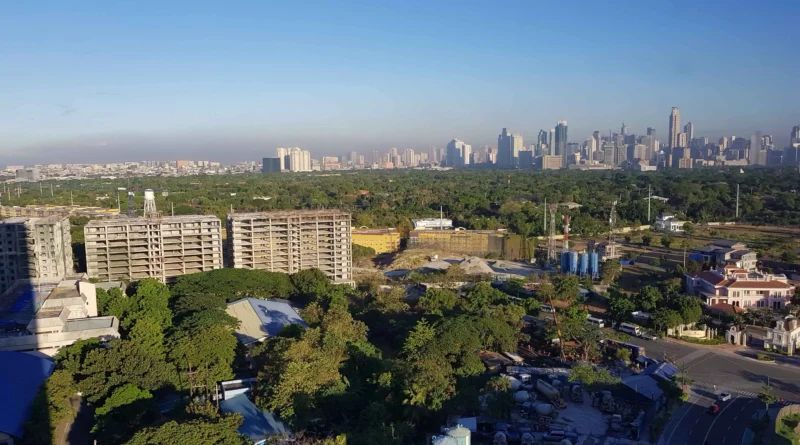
top-left (541, 155), bottom-right (563, 170)
top-left (352, 228), bottom-right (401, 254)
top-left (690, 240), bottom-right (757, 271)
top-left (408, 228), bottom-right (507, 256)
top-left (685, 266), bottom-right (794, 309)
top-left (764, 316), bottom-right (800, 355)
top-left (0, 276), bottom-right (120, 356)
top-left (412, 218), bottom-right (453, 230)
top-left (654, 213), bottom-right (686, 232)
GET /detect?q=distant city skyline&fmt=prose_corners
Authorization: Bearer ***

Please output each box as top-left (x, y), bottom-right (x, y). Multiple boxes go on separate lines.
top-left (1, 1), bottom-right (799, 164)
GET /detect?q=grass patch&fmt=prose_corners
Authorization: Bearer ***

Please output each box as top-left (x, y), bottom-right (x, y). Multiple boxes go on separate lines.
top-left (678, 336), bottom-right (725, 345)
top-left (602, 328), bottom-right (632, 341)
top-left (777, 413), bottom-right (800, 445)
top-left (756, 353), bottom-right (776, 362)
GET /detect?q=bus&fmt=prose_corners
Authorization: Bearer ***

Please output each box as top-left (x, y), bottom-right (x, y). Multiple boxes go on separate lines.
top-left (586, 316), bottom-right (605, 328)
top-left (618, 322), bottom-right (642, 336)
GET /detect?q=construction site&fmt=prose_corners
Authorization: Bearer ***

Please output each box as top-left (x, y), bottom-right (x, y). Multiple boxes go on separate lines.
top-left (84, 190), bottom-right (223, 282)
top-left (226, 210), bottom-right (353, 284)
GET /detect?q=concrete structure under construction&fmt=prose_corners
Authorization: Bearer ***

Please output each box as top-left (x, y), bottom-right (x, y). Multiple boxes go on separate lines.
top-left (352, 228), bottom-right (401, 254)
top-left (0, 216), bottom-right (73, 295)
top-left (227, 210), bottom-right (353, 284)
top-left (84, 215), bottom-right (223, 282)
top-left (408, 228), bottom-right (508, 256)
top-left (1, 204), bottom-right (120, 219)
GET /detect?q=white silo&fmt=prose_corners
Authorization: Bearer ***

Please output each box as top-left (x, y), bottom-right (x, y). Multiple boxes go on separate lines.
top-left (446, 425), bottom-right (471, 445)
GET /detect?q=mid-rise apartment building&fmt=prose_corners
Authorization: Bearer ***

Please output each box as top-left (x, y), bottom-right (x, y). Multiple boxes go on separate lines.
top-left (227, 210), bottom-right (352, 284)
top-left (352, 228), bottom-right (401, 254)
top-left (0, 216), bottom-right (73, 294)
top-left (84, 215), bottom-right (223, 282)
top-left (685, 265), bottom-right (794, 310)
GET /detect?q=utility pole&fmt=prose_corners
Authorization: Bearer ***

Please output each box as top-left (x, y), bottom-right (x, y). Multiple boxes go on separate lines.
top-left (543, 198), bottom-right (547, 232)
top-left (171, 202), bottom-right (174, 217)
top-left (647, 184), bottom-right (651, 222)
top-left (70, 191), bottom-right (74, 206)
top-left (50, 183), bottom-right (53, 197)
top-left (39, 182), bottom-right (42, 195)
top-left (736, 184), bottom-right (740, 220)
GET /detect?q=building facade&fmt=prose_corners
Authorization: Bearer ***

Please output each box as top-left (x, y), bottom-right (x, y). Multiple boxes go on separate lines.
top-left (654, 213), bottom-right (686, 232)
top-left (352, 228), bottom-right (401, 254)
top-left (1, 205), bottom-right (120, 220)
top-left (685, 266), bottom-right (794, 309)
top-left (262, 157), bottom-right (281, 174)
top-left (446, 138), bottom-right (471, 167)
top-left (690, 240), bottom-right (758, 271)
top-left (408, 228), bottom-right (507, 256)
top-left (227, 210), bottom-right (352, 284)
top-left (0, 217), bottom-right (73, 294)
top-left (668, 107), bottom-right (680, 148)
top-left (85, 215), bottom-right (223, 282)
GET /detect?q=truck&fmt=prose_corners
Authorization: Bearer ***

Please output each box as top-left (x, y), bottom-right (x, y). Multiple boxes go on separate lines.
top-left (599, 390), bottom-right (615, 413)
top-left (521, 402), bottom-right (558, 427)
top-left (570, 384), bottom-right (583, 403)
top-left (536, 379), bottom-right (566, 408)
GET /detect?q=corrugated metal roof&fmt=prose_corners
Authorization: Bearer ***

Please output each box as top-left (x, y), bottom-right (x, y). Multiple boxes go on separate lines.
top-left (220, 394), bottom-right (290, 442)
top-left (226, 298), bottom-right (307, 345)
top-left (0, 351), bottom-right (55, 438)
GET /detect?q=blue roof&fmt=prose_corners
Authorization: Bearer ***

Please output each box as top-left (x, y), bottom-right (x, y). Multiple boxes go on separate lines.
top-left (227, 298), bottom-right (307, 344)
top-left (220, 394), bottom-right (290, 444)
top-left (0, 352), bottom-right (55, 438)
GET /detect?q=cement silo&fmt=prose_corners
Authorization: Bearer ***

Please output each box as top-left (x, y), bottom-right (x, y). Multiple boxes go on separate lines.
top-left (579, 252), bottom-right (589, 276)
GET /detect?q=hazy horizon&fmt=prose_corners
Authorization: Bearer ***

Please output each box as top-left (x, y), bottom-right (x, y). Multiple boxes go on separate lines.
top-left (2, 1), bottom-right (799, 164)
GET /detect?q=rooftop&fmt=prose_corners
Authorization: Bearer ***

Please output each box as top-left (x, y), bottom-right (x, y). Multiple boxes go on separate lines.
top-left (0, 351), bottom-right (55, 438)
top-left (86, 215), bottom-right (220, 226)
top-left (220, 394), bottom-right (290, 442)
top-left (353, 227), bottom-right (399, 234)
top-left (226, 298), bottom-right (307, 345)
top-left (228, 210), bottom-right (350, 220)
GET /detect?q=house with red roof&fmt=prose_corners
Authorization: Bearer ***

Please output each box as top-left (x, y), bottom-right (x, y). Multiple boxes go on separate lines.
top-left (685, 265), bottom-right (794, 310)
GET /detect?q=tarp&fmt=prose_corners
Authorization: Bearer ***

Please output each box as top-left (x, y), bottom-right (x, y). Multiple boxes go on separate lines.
top-left (0, 351), bottom-right (55, 438)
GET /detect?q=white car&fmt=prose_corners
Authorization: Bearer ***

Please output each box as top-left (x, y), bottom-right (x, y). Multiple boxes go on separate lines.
top-left (718, 393), bottom-right (732, 402)
top-left (639, 332), bottom-right (659, 341)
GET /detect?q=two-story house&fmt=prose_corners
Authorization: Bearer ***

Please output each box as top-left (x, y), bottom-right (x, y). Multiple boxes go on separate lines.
top-left (689, 240), bottom-right (758, 271)
top-left (685, 265), bottom-right (794, 310)
top-left (654, 213), bottom-right (687, 233)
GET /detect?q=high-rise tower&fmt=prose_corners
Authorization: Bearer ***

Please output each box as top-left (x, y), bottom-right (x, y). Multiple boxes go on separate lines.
top-left (668, 107), bottom-right (681, 149)
top-left (684, 122), bottom-right (695, 143)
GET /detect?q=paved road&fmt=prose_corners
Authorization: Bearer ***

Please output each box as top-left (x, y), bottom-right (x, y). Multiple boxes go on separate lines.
top-left (661, 391), bottom-right (763, 445)
top-left (626, 337), bottom-right (800, 401)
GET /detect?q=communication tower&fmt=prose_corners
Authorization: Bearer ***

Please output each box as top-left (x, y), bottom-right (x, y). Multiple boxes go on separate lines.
top-left (562, 215), bottom-right (571, 252)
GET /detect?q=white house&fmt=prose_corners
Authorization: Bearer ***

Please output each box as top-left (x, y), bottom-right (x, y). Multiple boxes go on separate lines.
top-left (764, 316), bottom-right (800, 355)
top-left (685, 265), bottom-right (795, 310)
top-left (654, 213), bottom-right (686, 232)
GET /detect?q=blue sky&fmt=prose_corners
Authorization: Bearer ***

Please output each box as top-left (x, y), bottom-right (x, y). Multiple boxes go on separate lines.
top-left (1, 0), bottom-right (798, 163)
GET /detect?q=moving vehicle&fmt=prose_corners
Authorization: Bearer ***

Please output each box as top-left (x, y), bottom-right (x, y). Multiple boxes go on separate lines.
top-left (707, 404), bottom-right (720, 415)
top-left (718, 393), bottom-right (732, 402)
top-left (541, 304), bottom-right (555, 313)
top-left (619, 322), bottom-right (642, 336)
top-left (586, 316), bottom-right (605, 328)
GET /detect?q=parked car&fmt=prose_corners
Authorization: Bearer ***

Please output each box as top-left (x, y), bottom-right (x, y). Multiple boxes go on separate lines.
top-left (639, 331), bottom-right (659, 341)
top-left (718, 393), bottom-right (732, 402)
top-left (541, 304), bottom-right (555, 313)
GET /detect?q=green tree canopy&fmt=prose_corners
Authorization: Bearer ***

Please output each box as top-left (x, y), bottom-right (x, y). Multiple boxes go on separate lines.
top-left (652, 308), bottom-right (684, 332)
top-left (632, 286), bottom-right (662, 311)
top-left (418, 288), bottom-right (458, 315)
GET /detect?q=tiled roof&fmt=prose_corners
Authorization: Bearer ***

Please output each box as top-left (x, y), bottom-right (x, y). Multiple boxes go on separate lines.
top-left (691, 271), bottom-right (727, 286)
top-left (726, 280), bottom-right (792, 289)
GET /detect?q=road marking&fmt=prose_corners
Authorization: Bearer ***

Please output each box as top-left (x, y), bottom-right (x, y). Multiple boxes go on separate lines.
top-left (688, 430), bottom-right (692, 435)
top-left (666, 394), bottom-right (698, 445)
top-left (741, 406), bottom-right (747, 412)
top-left (723, 436), bottom-right (727, 443)
top-left (728, 426), bottom-right (732, 431)
top-left (703, 396), bottom-right (740, 445)
top-left (734, 415), bottom-right (738, 420)
top-left (695, 418), bottom-right (700, 424)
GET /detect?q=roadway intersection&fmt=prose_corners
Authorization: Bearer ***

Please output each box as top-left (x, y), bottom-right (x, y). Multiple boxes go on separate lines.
top-left (627, 338), bottom-right (800, 445)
